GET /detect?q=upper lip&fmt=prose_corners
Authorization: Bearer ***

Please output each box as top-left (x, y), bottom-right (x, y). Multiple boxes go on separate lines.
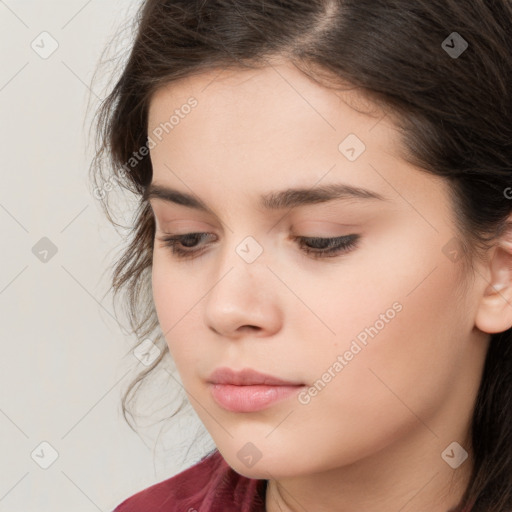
top-left (207, 367), bottom-right (303, 386)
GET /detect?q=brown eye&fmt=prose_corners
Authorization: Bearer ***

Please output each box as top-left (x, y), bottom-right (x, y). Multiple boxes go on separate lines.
top-left (293, 235), bottom-right (360, 259)
top-left (158, 233), bottom-right (215, 258)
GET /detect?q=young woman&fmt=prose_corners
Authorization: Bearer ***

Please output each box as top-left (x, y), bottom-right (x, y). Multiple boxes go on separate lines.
top-left (91, 1), bottom-right (512, 511)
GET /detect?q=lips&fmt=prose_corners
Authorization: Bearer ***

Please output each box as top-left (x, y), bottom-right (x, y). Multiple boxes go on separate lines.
top-left (206, 367), bottom-right (305, 412)
top-left (207, 366), bottom-right (303, 386)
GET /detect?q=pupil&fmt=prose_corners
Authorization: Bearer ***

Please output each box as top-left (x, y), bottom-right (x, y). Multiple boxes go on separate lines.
top-left (310, 238), bottom-right (330, 249)
top-left (182, 235), bottom-right (199, 247)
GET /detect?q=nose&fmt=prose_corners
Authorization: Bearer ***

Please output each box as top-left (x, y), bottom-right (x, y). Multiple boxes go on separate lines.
top-left (203, 243), bottom-right (283, 339)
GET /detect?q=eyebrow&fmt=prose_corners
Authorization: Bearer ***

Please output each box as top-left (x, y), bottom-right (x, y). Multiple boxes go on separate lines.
top-left (143, 182), bottom-right (388, 213)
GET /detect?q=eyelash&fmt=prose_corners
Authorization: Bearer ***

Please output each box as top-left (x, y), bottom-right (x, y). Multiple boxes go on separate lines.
top-left (157, 233), bottom-right (360, 260)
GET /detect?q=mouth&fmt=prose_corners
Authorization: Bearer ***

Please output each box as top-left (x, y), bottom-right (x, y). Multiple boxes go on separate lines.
top-left (208, 383), bottom-right (305, 412)
top-left (207, 367), bottom-right (306, 412)
top-left (207, 366), bottom-right (304, 386)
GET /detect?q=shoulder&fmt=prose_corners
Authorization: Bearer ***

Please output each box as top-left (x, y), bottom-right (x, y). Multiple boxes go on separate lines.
top-left (112, 449), bottom-right (267, 512)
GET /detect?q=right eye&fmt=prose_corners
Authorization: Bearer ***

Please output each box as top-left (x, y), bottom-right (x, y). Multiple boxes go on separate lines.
top-left (157, 232), bottom-right (214, 258)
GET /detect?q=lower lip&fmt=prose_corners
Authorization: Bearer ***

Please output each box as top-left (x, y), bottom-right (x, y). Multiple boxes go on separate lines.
top-left (209, 383), bottom-right (305, 412)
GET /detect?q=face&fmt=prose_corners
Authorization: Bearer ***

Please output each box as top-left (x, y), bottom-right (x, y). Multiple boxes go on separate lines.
top-left (147, 60), bottom-right (488, 480)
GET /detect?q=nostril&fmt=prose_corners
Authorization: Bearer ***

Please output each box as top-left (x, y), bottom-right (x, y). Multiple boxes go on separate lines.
top-left (240, 325), bottom-right (260, 332)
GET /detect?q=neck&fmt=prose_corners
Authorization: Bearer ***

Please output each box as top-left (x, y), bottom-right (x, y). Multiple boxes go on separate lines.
top-left (265, 423), bottom-right (473, 512)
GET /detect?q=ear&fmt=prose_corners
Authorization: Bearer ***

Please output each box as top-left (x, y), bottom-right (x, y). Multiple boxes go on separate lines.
top-left (475, 224), bottom-right (512, 334)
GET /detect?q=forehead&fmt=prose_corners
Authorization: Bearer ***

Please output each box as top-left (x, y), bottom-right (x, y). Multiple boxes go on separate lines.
top-left (148, 61), bottom-right (402, 183)
top-left (148, 60), bottom-right (387, 136)
top-left (145, 60), bottom-right (455, 232)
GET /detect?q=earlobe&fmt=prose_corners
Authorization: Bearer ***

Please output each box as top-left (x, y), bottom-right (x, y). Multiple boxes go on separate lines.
top-left (475, 238), bottom-right (512, 334)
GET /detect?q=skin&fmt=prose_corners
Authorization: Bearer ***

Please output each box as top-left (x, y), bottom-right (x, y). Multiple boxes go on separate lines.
top-left (146, 59), bottom-right (512, 512)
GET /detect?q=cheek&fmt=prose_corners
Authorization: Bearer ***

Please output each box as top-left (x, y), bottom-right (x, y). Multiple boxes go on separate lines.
top-left (151, 258), bottom-right (204, 367)
top-left (151, 258), bottom-right (174, 330)
top-left (151, 251), bottom-right (199, 321)
top-left (298, 231), bottom-right (467, 425)
top-left (272, 248), bottom-right (466, 470)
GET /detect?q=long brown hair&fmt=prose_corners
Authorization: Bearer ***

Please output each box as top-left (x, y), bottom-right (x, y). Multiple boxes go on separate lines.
top-left (89, 1), bottom-right (512, 510)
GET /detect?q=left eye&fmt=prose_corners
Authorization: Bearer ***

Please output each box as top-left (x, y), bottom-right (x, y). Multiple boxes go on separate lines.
top-left (294, 234), bottom-right (360, 258)
top-left (156, 233), bottom-right (360, 260)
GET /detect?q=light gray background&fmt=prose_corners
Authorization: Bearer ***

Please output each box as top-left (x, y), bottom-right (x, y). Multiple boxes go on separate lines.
top-left (0, 1), bottom-right (214, 510)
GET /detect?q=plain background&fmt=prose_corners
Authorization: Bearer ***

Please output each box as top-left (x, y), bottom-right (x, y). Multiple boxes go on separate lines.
top-left (0, 1), bottom-right (215, 510)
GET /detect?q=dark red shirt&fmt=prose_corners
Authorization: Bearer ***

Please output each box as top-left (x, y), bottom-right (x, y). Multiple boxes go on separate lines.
top-left (112, 449), bottom-right (474, 512)
top-left (112, 449), bottom-right (267, 512)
